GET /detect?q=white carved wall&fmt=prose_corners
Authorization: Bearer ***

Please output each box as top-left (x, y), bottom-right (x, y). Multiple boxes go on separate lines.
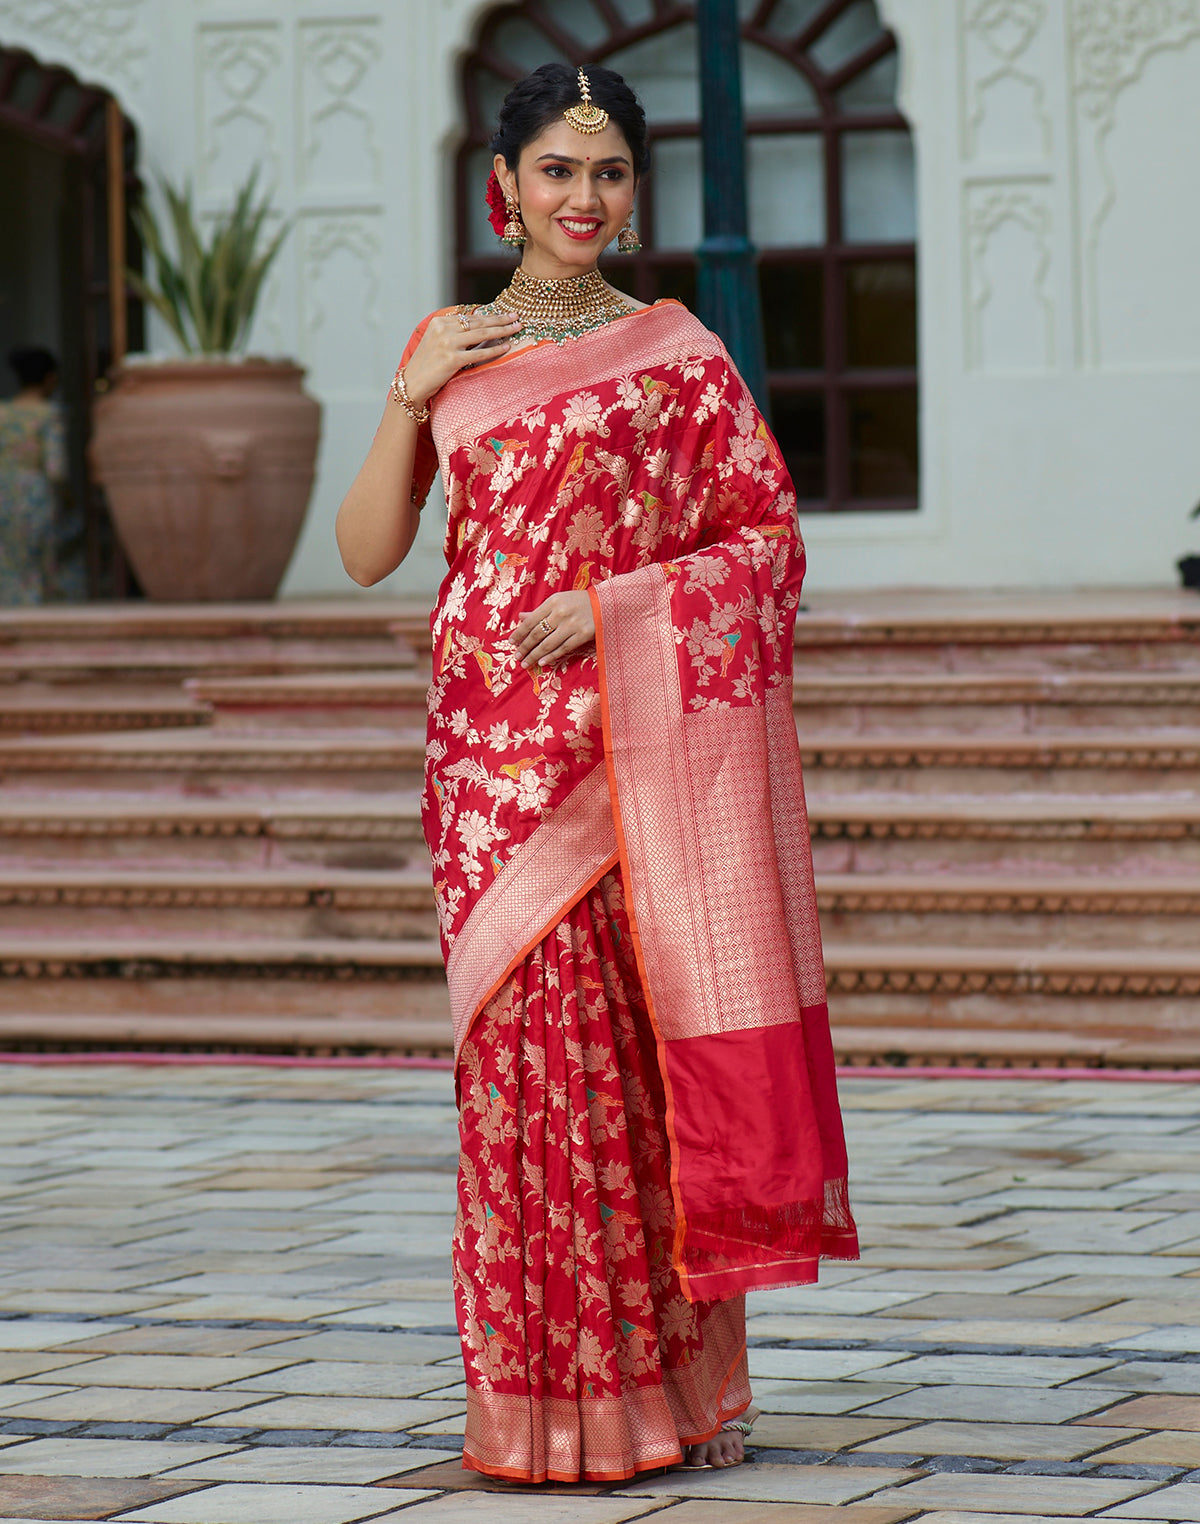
top-left (2, 0), bottom-right (1199, 591)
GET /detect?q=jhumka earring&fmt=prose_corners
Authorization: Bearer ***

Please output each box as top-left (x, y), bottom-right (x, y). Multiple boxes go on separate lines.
top-left (617, 218), bottom-right (642, 254)
top-left (501, 195), bottom-right (526, 248)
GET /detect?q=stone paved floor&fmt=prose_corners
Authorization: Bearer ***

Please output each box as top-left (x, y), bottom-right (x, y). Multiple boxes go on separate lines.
top-left (0, 1064), bottom-right (1198, 1523)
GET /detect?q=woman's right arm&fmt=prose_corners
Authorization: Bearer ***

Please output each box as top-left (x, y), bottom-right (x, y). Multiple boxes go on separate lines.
top-left (336, 308), bottom-right (522, 586)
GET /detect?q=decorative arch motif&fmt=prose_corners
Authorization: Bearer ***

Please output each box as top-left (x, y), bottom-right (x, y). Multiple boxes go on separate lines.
top-left (457, 0), bottom-right (919, 512)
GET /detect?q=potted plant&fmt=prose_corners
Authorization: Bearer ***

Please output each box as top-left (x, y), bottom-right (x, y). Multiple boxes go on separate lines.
top-left (1180, 502), bottom-right (1200, 591)
top-left (89, 168), bottom-right (321, 601)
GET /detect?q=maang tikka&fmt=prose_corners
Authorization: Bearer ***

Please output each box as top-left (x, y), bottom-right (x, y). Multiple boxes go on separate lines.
top-left (563, 67), bottom-right (609, 135)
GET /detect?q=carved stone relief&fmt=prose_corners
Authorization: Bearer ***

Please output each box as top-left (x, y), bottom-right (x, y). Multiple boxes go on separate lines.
top-left (0, 0), bottom-right (148, 91)
top-left (961, 0), bottom-right (1052, 159)
top-left (197, 23), bottom-right (283, 195)
top-left (300, 215), bottom-right (382, 395)
top-left (1071, 0), bottom-right (1200, 365)
top-left (965, 181), bottom-right (1055, 371)
top-left (300, 21), bottom-right (383, 192)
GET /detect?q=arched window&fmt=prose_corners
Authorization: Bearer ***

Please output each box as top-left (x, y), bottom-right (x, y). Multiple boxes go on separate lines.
top-left (457, 0), bottom-right (918, 513)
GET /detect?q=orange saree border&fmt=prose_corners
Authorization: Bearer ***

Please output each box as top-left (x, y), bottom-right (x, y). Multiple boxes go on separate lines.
top-left (446, 762), bottom-right (617, 1062)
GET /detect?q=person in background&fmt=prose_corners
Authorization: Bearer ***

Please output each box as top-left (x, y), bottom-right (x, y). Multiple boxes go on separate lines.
top-left (0, 346), bottom-right (66, 604)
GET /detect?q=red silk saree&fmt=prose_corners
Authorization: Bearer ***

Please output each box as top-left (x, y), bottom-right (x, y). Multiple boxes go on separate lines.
top-left (410, 299), bottom-right (858, 1482)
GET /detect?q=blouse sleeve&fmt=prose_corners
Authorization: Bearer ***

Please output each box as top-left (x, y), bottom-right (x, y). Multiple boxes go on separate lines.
top-left (396, 314), bottom-right (442, 509)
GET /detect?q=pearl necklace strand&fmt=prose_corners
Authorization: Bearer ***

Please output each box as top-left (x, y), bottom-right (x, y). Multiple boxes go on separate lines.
top-left (475, 266), bottom-right (632, 346)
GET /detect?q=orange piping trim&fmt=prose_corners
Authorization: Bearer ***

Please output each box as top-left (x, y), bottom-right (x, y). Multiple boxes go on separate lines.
top-left (588, 580), bottom-right (696, 1302)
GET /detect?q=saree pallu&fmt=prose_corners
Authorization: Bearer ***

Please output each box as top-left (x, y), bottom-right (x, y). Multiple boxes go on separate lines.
top-left (414, 299), bottom-right (858, 1481)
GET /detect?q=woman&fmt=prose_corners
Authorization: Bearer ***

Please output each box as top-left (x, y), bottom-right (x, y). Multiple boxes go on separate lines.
top-left (0, 347), bottom-right (65, 604)
top-left (337, 62), bottom-right (858, 1484)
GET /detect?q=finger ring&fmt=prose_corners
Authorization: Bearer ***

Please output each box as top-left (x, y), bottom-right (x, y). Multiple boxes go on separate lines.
top-left (539, 618), bottom-right (554, 636)
top-left (457, 310), bottom-right (471, 331)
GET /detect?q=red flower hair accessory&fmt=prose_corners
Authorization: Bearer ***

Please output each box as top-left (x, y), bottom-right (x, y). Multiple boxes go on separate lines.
top-left (486, 171), bottom-right (508, 237)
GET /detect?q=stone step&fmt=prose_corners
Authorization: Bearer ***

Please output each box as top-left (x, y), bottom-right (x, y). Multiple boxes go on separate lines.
top-left (0, 727), bottom-right (427, 792)
top-left (0, 794), bottom-right (427, 869)
top-left (792, 588), bottom-right (1200, 668)
top-left (0, 685), bottom-right (207, 736)
top-left (189, 667), bottom-right (1200, 736)
top-left (0, 599), bottom-right (426, 644)
top-left (0, 637), bottom-right (415, 686)
top-left (0, 1012), bottom-right (453, 1055)
top-left (825, 943), bottom-right (1200, 1034)
top-left (810, 794), bottom-right (1200, 875)
top-left (0, 938), bottom-right (1196, 1044)
top-left (188, 671), bottom-right (430, 731)
top-left (815, 873), bottom-right (1200, 948)
top-left (828, 1024), bottom-right (1200, 1069)
top-left (799, 731), bottom-right (1200, 794)
top-left (0, 870), bottom-right (440, 939)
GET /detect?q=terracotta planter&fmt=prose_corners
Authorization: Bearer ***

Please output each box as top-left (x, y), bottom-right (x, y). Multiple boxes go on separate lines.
top-left (90, 360), bottom-right (321, 601)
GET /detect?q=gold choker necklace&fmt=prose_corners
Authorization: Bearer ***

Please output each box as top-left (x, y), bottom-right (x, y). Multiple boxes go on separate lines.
top-left (476, 267), bottom-right (632, 346)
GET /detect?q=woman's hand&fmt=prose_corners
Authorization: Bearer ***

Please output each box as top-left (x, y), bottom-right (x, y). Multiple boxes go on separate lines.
top-left (512, 591), bottom-right (595, 669)
top-left (403, 309), bottom-right (523, 405)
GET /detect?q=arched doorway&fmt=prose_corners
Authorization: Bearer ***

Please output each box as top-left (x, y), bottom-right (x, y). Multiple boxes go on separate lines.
top-left (456, 0), bottom-right (918, 513)
top-left (0, 46), bottom-right (143, 597)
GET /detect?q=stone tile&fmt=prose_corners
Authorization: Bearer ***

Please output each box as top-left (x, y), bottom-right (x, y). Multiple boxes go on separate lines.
top-left (861, 1385), bottom-right (1121, 1423)
top-left (854, 1419), bottom-right (1145, 1460)
top-left (160, 1445), bottom-right (448, 1483)
top-left (0, 1438), bottom-right (238, 1476)
top-left (0, 1323), bottom-right (129, 1350)
top-left (373, 1457), bottom-right (627, 1497)
top-left (747, 1349), bottom-right (910, 1381)
top-left (1100, 1433), bottom-right (1200, 1467)
top-left (644, 1509), bottom-right (922, 1524)
top-left (752, 1381), bottom-right (917, 1415)
top-left (750, 1414), bottom-right (914, 1451)
top-left (357, 1495), bottom-right (660, 1522)
top-left (1074, 1365), bottom-right (1200, 1395)
top-left (223, 1360), bottom-right (464, 1398)
top-left (1089, 1398), bottom-right (1200, 1431)
top-left (196, 1395), bottom-right (465, 1430)
top-left (3, 1386), bottom-right (271, 1423)
top-left (59, 1326), bottom-right (306, 1357)
top-left (868, 1472), bottom-right (1156, 1514)
top-left (117, 1482), bottom-right (440, 1522)
top-left (256, 1331), bottom-right (462, 1364)
top-left (616, 1463), bottom-right (921, 1502)
top-left (24, 1354), bottom-right (300, 1390)
top-left (885, 1293), bottom-right (1123, 1322)
top-left (907, 1320), bottom-right (1149, 1348)
top-left (1103, 1484), bottom-right (1200, 1519)
top-left (135, 1295), bottom-right (372, 1322)
top-left (874, 1354), bottom-right (1118, 1387)
top-left (0, 1387), bottom-right (73, 1411)
top-left (0, 1474), bottom-right (199, 1519)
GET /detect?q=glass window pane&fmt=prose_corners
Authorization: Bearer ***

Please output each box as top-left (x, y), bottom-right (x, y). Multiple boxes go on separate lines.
top-left (748, 133), bottom-right (825, 247)
top-left (811, 0), bottom-right (885, 74)
top-left (554, 0), bottom-right (610, 49)
top-left (654, 262), bottom-right (698, 311)
top-left (840, 129), bottom-right (915, 243)
top-left (606, 23), bottom-right (700, 120)
top-left (847, 388), bottom-right (918, 498)
top-left (742, 40), bottom-right (819, 117)
top-left (770, 391), bottom-right (826, 500)
top-left (845, 261), bottom-right (916, 367)
top-left (761, 263), bottom-right (824, 369)
top-left (608, 0), bottom-right (655, 24)
top-left (837, 51), bottom-right (899, 113)
top-left (652, 137), bottom-right (702, 250)
top-left (470, 66), bottom-right (511, 133)
top-left (763, 0), bottom-right (829, 40)
top-left (493, 16), bottom-right (569, 71)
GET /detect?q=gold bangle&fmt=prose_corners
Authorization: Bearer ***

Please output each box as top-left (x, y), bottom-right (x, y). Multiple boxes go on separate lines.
top-left (390, 366), bottom-right (431, 425)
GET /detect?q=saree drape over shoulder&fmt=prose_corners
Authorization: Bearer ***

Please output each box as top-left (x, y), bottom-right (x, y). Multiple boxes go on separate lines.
top-left (415, 300), bottom-right (858, 1482)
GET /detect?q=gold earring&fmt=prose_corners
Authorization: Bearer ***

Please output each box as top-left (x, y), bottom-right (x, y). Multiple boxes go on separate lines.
top-left (501, 195), bottom-right (526, 248)
top-left (617, 218), bottom-right (642, 254)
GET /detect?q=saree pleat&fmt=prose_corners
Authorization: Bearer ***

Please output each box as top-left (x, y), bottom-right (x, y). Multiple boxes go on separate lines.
top-left (453, 869), bottom-right (752, 1483)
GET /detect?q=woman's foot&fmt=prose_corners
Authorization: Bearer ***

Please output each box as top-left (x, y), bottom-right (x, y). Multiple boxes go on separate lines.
top-left (681, 1428), bottom-right (745, 1468)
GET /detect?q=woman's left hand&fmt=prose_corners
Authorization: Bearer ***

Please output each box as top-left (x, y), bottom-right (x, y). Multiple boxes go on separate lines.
top-left (511, 591), bottom-right (595, 669)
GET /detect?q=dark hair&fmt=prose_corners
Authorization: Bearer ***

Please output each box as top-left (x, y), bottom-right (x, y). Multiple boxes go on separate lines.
top-left (8, 347), bottom-right (57, 388)
top-left (490, 62), bottom-right (650, 178)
